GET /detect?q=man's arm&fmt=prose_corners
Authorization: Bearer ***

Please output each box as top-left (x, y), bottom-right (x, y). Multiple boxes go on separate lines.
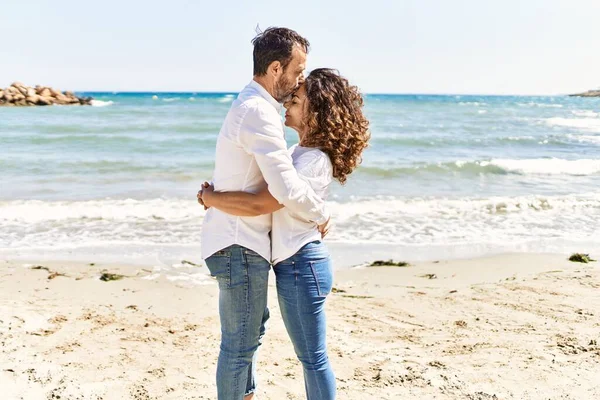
top-left (238, 104), bottom-right (330, 225)
top-left (197, 183), bottom-right (331, 238)
top-left (200, 183), bottom-right (283, 216)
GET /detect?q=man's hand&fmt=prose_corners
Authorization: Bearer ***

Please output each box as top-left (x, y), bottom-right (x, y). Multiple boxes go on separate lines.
top-left (318, 217), bottom-right (331, 239)
top-left (201, 182), bottom-right (216, 209)
top-left (196, 182), bottom-right (211, 210)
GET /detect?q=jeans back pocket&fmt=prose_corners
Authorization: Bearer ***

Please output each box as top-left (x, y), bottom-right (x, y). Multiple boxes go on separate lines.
top-left (206, 250), bottom-right (231, 288)
top-left (309, 258), bottom-right (333, 297)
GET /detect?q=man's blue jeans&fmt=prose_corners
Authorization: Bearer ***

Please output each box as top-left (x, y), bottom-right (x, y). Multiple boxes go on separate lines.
top-left (205, 245), bottom-right (271, 400)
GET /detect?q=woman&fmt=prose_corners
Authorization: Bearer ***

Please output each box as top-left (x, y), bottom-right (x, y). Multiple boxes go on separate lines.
top-left (200, 68), bottom-right (370, 399)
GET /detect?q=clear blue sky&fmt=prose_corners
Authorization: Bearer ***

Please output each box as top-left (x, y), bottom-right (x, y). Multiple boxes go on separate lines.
top-left (1, 0), bottom-right (598, 95)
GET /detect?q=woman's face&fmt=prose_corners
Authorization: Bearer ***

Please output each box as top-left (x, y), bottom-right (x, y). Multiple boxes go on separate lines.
top-left (283, 84), bottom-right (308, 137)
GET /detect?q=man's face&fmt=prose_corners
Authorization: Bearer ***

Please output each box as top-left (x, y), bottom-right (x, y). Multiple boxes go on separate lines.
top-left (273, 45), bottom-right (306, 103)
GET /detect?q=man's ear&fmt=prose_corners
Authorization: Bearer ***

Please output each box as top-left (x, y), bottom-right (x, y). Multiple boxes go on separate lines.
top-left (268, 60), bottom-right (282, 77)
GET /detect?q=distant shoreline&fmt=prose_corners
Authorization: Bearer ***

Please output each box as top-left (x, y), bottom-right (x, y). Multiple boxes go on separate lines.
top-left (569, 89), bottom-right (600, 97)
top-left (67, 91), bottom-right (593, 98)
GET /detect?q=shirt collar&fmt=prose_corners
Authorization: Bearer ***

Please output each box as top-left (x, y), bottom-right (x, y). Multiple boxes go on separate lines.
top-left (248, 79), bottom-right (282, 112)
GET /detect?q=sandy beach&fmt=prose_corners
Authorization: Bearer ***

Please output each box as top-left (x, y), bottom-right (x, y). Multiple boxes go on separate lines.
top-left (1, 253), bottom-right (598, 399)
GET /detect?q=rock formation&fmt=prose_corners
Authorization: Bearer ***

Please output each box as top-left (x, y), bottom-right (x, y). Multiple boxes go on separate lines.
top-left (569, 89), bottom-right (600, 97)
top-left (0, 82), bottom-right (93, 106)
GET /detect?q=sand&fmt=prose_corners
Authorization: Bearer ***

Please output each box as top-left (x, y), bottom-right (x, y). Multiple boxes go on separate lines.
top-left (1, 253), bottom-right (599, 399)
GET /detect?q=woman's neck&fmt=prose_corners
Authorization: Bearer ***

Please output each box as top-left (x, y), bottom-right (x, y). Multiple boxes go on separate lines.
top-left (297, 128), bottom-right (310, 146)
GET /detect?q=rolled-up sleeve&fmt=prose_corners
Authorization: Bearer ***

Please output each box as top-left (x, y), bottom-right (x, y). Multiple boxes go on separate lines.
top-left (238, 103), bottom-right (330, 225)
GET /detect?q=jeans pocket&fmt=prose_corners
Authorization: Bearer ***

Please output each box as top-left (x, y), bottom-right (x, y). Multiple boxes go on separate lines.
top-left (243, 249), bottom-right (270, 270)
top-left (205, 251), bottom-right (231, 288)
top-left (309, 258), bottom-right (333, 297)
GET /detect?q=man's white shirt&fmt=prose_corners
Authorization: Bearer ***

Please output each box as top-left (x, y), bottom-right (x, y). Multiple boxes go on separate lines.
top-left (201, 80), bottom-right (330, 262)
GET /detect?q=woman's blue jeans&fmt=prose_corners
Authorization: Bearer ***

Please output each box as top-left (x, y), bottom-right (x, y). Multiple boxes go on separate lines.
top-left (274, 240), bottom-right (336, 400)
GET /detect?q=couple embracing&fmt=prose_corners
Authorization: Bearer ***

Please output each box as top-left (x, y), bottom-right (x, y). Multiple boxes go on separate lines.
top-left (198, 27), bottom-right (370, 400)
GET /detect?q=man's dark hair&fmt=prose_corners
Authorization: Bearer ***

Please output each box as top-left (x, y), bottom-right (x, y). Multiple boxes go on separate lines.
top-left (252, 27), bottom-right (310, 76)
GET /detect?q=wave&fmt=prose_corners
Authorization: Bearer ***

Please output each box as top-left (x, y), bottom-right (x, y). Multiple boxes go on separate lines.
top-left (571, 110), bottom-right (599, 118)
top-left (359, 162), bottom-right (503, 177)
top-left (49, 159), bottom-right (213, 172)
top-left (0, 198), bottom-right (193, 223)
top-left (566, 134), bottom-right (600, 145)
top-left (506, 136), bottom-right (536, 141)
top-left (327, 193), bottom-right (600, 245)
top-left (15, 123), bottom-right (221, 135)
top-left (1, 194), bottom-right (599, 251)
top-left (545, 117), bottom-right (600, 132)
top-left (483, 158), bottom-right (600, 175)
top-left (3, 194), bottom-right (599, 224)
top-left (359, 158), bottom-right (600, 177)
top-left (372, 135), bottom-right (568, 148)
top-left (25, 133), bottom-right (218, 146)
top-left (518, 102), bottom-right (563, 108)
top-left (90, 100), bottom-right (114, 107)
top-left (459, 102), bottom-right (487, 107)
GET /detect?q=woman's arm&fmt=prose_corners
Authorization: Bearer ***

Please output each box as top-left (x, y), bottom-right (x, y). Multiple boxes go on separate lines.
top-left (200, 183), bottom-right (284, 217)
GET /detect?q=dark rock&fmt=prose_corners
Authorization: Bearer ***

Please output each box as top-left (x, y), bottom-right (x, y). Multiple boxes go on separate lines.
top-left (181, 260), bottom-right (202, 267)
top-left (369, 259), bottom-right (410, 267)
top-left (79, 96), bottom-right (93, 105)
top-left (569, 253), bottom-right (596, 263)
top-left (99, 272), bottom-right (125, 282)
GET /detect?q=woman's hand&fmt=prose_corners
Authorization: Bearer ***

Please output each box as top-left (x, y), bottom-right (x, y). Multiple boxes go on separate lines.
top-left (318, 217), bottom-right (331, 239)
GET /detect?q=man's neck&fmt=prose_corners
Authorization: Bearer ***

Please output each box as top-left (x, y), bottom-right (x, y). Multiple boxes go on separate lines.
top-left (253, 76), bottom-right (277, 100)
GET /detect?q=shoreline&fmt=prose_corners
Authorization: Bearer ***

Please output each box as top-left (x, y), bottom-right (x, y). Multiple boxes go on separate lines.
top-left (3, 240), bottom-right (599, 272)
top-left (1, 253), bottom-right (598, 399)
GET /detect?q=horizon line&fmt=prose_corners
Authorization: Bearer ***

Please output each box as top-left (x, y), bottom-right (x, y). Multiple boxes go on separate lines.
top-left (72, 90), bottom-right (575, 97)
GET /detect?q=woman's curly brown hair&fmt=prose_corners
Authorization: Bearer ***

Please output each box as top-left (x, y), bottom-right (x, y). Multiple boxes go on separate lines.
top-left (300, 68), bottom-right (371, 184)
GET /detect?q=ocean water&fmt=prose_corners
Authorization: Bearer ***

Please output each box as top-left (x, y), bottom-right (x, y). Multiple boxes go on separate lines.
top-left (1, 92), bottom-right (600, 268)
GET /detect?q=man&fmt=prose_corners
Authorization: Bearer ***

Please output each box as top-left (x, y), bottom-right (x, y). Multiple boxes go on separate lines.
top-left (199, 27), bottom-right (330, 400)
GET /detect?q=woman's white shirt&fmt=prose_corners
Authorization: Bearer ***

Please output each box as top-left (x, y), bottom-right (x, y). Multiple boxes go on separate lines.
top-left (271, 145), bottom-right (333, 264)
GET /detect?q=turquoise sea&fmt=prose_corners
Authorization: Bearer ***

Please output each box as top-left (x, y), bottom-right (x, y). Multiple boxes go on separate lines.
top-left (1, 92), bottom-right (599, 268)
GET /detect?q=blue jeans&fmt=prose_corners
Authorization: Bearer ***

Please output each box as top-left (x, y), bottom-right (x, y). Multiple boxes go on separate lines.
top-left (205, 245), bottom-right (271, 400)
top-left (274, 240), bottom-right (336, 400)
